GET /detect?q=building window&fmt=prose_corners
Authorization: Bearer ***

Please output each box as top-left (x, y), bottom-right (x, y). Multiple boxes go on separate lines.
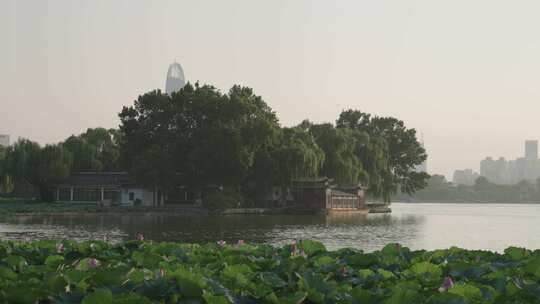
top-left (129, 192), bottom-right (135, 201)
top-left (58, 188), bottom-right (71, 201)
top-left (73, 188), bottom-right (101, 201)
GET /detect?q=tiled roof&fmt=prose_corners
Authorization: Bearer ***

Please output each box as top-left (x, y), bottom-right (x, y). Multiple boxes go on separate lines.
top-left (56, 172), bottom-right (133, 187)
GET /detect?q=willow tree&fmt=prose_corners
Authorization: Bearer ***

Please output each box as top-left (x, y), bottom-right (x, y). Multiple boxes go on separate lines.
top-left (2, 140), bottom-right (72, 200)
top-left (337, 109), bottom-right (428, 201)
top-left (247, 126), bottom-right (325, 203)
top-left (306, 123), bottom-right (363, 185)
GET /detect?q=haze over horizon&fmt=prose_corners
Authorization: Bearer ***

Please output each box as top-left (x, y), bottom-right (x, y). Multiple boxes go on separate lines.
top-left (2, 0), bottom-right (540, 179)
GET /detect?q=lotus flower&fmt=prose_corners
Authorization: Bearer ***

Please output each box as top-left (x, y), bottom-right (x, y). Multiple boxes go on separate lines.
top-left (438, 276), bottom-right (454, 292)
top-left (159, 268), bottom-right (166, 278)
top-left (56, 243), bottom-right (64, 254)
top-left (88, 258), bottom-right (100, 268)
top-left (136, 232), bottom-right (144, 241)
top-left (291, 241), bottom-right (298, 256)
top-left (217, 240), bottom-right (226, 247)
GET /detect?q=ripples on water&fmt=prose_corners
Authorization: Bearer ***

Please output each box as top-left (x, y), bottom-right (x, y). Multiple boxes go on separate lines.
top-left (1, 203), bottom-right (540, 251)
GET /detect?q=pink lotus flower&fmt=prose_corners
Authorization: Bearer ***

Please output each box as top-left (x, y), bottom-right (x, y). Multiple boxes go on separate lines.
top-left (88, 258), bottom-right (100, 268)
top-left (237, 240), bottom-right (245, 245)
top-left (217, 240), bottom-right (226, 247)
top-left (136, 232), bottom-right (144, 241)
top-left (290, 241), bottom-right (298, 256)
top-left (438, 276), bottom-right (454, 292)
top-left (159, 268), bottom-right (166, 278)
top-left (56, 243), bottom-right (64, 254)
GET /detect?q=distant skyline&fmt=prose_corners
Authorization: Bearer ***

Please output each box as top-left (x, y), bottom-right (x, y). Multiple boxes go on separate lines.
top-left (2, 0), bottom-right (540, 179)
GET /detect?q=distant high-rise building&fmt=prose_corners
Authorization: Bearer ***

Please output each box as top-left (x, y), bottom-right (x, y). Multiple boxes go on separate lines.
top-left (479, 140), bottom-right (540, 185)
top-left (453, 169), bottom-right (479, 186)
top-left (525, 140), bottom-right (538, 160)
top-left (165, 62), bottom-right (186, 95)
top-left (0, 134), bottom-right (9, 147)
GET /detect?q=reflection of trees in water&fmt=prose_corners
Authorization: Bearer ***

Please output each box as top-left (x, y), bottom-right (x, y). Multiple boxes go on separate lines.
top-left (0, 213), bottom-right (425, 251)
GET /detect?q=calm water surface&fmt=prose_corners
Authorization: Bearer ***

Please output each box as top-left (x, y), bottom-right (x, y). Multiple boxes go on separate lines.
top-left (1, 203), bottom-right (540, 252)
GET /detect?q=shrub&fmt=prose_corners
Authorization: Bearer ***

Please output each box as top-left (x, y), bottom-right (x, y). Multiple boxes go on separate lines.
top-left (202, 190), bottom-right (240, 210)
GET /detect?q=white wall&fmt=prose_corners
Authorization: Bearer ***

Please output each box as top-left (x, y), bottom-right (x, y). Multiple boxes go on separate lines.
top-left (0, 135), bottom-right (9, 147)
top-left (121, 188), bottom-right (146, 206)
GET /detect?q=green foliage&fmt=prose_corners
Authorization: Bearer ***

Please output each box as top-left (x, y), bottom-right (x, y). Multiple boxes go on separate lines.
top-left (0, 175), bottom-right (14, 195)
top-left (63, 128), bottom-right (121, 172)
top-left (2, 139), bottom-right (72, 200)
top-left (202, 190), bottom-right (241, 210)
top-left (398, 175), bottom-right (540, 203)
top-left (2, 84), bottom-right (428, 205)
top-left (119, 84), bottom-right (280, 193)
top-left (337, 110), bottom-right (429, 201)
top-left (119, 85), bottom-right (427, 204)
top-left (309, 123), bottom-right (365, 185)
top-left (0, 240), bottom-right (539, 303)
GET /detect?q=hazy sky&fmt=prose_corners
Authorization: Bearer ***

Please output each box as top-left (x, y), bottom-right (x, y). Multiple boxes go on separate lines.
top-left (2, 0), bottom-right (540, 178)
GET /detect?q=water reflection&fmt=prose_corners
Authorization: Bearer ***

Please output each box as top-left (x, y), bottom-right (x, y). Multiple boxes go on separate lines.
top-left (0, 211), bottom-right (423, 251)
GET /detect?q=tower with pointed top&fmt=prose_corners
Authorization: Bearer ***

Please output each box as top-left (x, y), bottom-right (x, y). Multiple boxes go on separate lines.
top-left (165, 62), bottom-right (186, 95)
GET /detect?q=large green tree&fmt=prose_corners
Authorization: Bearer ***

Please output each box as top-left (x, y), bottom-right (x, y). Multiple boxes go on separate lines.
top-left (3, 139), bottom-right (72, 200)
top-left (247, 126), bottom-right (325, 203)
top-left (118, 83), bottom-right (280, 194)
top-left (336, 109), bottom-right (428, 201)
top-left (308, 123), bottom-right (365, 185)
top-left (63, 128), bottom-right (120, 172)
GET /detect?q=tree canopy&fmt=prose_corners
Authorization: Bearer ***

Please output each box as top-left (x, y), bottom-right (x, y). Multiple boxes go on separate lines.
top-left (1, 83), bottom-right (428, 205)
top-left (336, 110), bottom-right (429, 201)
top-left (119, 83), bottom-right (281, 194)
top-left (119, 85), bottom-right (428, 204)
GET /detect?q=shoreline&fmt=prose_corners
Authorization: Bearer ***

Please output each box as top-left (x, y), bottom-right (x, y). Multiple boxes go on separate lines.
top-left (395, 200), bottom-right (540, 204)
top-left (1, 205), bottom-right (384, 217)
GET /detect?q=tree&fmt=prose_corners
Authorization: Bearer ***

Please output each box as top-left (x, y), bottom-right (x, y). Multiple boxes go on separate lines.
top-left (63, 128), bottom-right (121, 172)
top-left (308, 123), bottom-right (365, 184)
top-left (473, 176), bottom-right (491, 191)
top-left (0, 146), bottom-right (14, 194)
top-left (336, 109), bottom-right (429, 201)
top-left (3, 139), bottom-right (72, 200)
top-left (119, 90), bottom-right (178, 190)
top-left (118, 83), bottom-right (280, 197)
top-left (247, 127), bottom-right (325, 203)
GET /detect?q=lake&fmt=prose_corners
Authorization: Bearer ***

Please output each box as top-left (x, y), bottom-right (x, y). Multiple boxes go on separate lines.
top-left (1, 203), bottom-right (540, 252)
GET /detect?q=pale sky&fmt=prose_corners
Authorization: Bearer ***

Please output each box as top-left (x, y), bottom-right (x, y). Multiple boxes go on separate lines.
top-left (2, 0), bottom-right (540, 179)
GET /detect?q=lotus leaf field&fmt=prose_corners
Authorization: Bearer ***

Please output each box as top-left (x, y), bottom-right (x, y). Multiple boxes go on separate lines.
top-left (0, 239), bottom-right (540, 303)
